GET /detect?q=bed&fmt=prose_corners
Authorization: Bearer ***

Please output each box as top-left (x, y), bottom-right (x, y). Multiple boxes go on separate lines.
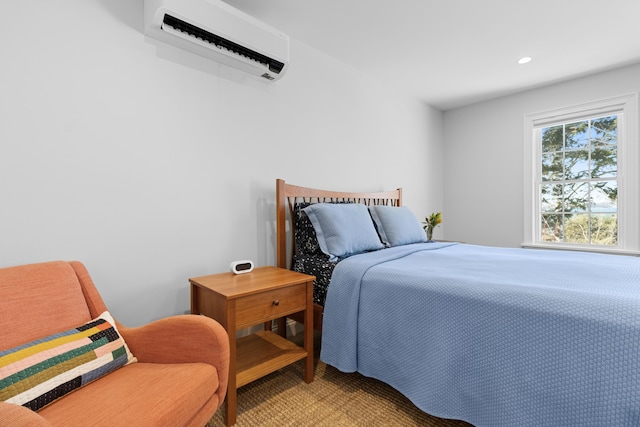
top-left (275, 179), bottom-right (640, 427)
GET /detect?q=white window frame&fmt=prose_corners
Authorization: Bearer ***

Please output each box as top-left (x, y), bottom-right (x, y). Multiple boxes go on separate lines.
top-left (523, 93), bottom-right (639, 255)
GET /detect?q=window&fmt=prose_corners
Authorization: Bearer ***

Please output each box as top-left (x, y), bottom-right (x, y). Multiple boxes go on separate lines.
top-left (539, 115), bottom-right (618, 245)
top-left (523, 94), bottom-right (639, 254)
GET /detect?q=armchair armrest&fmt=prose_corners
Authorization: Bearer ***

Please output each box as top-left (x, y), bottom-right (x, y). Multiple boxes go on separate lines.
top-left (119, 314), bottom-right (229, 365)
top-left (0, 402), bottom-right (51, 427)
top-left (118, 314), bottom-right (230, 402)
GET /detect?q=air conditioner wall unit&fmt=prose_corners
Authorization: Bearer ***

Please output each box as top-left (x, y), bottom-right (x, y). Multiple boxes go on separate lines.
top-left (144, 0), bottom-right (290, 81)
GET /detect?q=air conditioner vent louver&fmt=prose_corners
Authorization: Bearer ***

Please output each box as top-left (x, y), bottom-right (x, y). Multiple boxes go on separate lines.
top-left (162, 14), bottom-right (285, 75)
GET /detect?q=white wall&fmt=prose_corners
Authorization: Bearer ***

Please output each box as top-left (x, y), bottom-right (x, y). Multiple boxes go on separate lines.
top-left (443, 63), bottom-right (640, 247)
top-left (0, 0), bottom-right (442, 325)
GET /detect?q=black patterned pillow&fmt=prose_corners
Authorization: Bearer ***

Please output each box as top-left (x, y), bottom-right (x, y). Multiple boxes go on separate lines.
top-left (293, 203), bottom-right (328, 259)
top-left (293, 254), bottom-right (337, 306)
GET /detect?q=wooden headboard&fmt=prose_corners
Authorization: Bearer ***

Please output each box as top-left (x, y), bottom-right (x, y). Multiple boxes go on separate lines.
top-left (275, 178), bottom-right (403, 269)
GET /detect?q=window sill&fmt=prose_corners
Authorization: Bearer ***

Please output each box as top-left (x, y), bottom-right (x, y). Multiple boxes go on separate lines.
top-left (521, 243), bottom-right (640, 257)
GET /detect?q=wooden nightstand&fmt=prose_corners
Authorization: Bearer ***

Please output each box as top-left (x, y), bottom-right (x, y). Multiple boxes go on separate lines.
top-left (189, 266), bottom-right (315, 426)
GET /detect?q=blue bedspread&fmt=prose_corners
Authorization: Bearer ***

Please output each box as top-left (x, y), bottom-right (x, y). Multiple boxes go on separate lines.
top-left (320, 243), bottom-right (640, 426)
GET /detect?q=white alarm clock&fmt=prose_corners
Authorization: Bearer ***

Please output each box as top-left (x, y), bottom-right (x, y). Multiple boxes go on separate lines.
top-left (230, 260), bottom-right (254, 275)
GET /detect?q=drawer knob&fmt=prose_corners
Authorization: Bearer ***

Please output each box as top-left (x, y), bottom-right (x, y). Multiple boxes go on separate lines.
top-left (272, 300), bottom-right (280, 306)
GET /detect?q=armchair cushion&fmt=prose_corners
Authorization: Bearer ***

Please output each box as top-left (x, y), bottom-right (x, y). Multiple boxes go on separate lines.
top-left (37, 362), bottom-right (219, 426)
top-left (1, 311), bottom-right (136, 411)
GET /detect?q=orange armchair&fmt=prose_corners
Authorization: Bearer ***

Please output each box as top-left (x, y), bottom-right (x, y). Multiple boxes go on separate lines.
top-left (0, 261), bottom-right (229, 427)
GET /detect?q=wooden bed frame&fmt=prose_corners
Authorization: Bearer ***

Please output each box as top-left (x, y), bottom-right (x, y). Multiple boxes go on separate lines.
top-left (275, 178), bottom-right (402, 331)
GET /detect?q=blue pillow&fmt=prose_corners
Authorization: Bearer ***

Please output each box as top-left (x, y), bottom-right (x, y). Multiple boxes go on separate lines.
top-left (369, 205), bottom-right (427, 247)
top-left (302, 203), bottom-right (384, 261)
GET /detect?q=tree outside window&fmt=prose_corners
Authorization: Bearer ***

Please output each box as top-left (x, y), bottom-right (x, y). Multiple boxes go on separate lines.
top-left (539, 115), bottom-right (618, 246)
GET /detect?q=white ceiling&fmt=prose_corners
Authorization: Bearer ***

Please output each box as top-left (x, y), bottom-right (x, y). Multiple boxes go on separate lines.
top-left (225, 0), bottom-right (640, 110)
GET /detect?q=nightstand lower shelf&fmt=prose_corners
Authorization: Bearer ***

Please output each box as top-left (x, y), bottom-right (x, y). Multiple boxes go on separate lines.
top-left (236, 331), bottom-right (308, 387)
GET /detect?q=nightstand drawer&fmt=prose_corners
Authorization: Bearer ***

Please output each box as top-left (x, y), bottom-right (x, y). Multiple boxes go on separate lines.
top-left (235, 283), bottom-right (306, 326)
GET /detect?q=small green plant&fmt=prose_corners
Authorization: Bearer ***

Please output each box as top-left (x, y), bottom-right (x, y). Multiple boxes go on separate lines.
top-left (423, 212), bottom-right (442, 242)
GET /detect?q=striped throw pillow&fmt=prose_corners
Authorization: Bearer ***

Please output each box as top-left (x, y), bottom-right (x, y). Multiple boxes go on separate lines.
top-left (0, 311), bottom-right (136, 411)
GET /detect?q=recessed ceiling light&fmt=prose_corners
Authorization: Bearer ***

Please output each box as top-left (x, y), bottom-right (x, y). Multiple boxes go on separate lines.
top-left (518, 56), bottom-right (532, 65)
